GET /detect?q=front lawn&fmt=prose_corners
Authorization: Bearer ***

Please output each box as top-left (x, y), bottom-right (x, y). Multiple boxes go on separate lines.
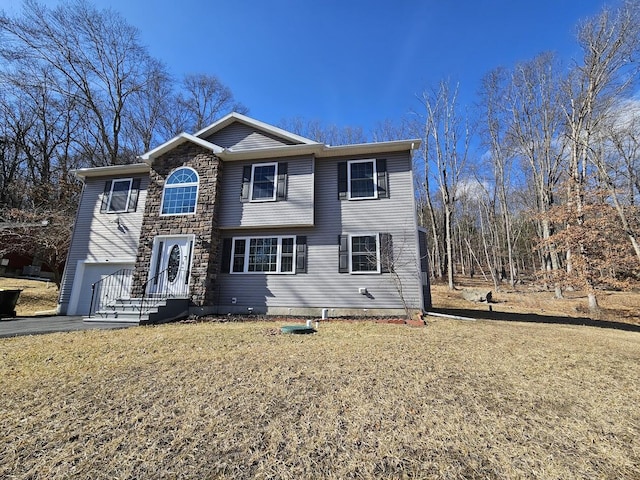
top-left (1, 319), bottom-right (638, 479)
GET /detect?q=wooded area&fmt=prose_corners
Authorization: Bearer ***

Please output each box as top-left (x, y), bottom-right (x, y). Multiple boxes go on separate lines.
top-left (1, 0), bottom-right (639, 308)
top-left (0, 0), bottom-right (246, 284)
top-left (415, 1), bottom-right (640, 310)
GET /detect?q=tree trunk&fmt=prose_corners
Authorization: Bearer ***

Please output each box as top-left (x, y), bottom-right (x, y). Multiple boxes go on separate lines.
top-left (445, 207), bottom-right (454, 290)
top-left (588, 291), bottom-right (599, 310)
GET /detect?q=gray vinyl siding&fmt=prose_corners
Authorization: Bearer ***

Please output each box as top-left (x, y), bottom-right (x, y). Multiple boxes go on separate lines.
top-left (218, 156), bottom-right (314, 228)
top-left (58, 175), bottom-right (148, 312)
top-left (216, 151), bottom-right (422, 313)
top-left (204, 122), bottom-right (296, 150)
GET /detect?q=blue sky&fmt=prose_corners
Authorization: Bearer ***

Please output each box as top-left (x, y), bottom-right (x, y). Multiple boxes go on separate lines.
top-left (2, 0), bottom-right (612, 134)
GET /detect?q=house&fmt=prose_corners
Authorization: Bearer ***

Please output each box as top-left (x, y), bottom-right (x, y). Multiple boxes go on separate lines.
top-left (58, 113), bottom-right (431, 322)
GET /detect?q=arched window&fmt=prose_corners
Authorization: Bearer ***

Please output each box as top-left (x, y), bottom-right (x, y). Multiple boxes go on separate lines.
top-left (161, 167), bottom-right (199, 215)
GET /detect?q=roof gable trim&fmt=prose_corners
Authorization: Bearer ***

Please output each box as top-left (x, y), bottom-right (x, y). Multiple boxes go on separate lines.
top-left (140, 133), bottom-right (224, 162)
top-left (194, 112), bottom-right (320, 146)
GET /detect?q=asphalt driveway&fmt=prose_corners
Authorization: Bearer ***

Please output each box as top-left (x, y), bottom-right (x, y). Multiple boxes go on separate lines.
top-left (0, 316), bottom-right (135, 338)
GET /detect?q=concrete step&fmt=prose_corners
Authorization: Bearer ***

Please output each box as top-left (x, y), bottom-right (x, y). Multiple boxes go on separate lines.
top-left (87, 297), bottom-right (188, 325)
top-left (84, 313), bottom-right (148, 324)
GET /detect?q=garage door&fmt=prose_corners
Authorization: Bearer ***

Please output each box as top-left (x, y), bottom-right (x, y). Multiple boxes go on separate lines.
top-left (71, 263), bottom-right (134, 315)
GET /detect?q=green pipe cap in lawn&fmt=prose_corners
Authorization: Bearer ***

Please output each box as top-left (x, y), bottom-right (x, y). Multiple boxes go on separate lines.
top-left (281, 325), bottom-right (316, 334)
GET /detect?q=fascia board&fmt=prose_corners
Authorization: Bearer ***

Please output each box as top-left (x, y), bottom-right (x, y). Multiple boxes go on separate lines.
top-left (72, 163), bottom-right (150, 180)
top-left (218, 139), bottom-right (422, 161)
top-left (317, 139), bottom-right (422, 158)
top-left (218, 144), bottom-right (323, 161)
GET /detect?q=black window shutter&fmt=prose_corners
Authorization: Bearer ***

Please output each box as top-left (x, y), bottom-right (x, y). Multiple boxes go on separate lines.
top-left (295, 235), bottom-right (307, 273)
top-left (241, 165), bottom-right (252, 202)
top-left (221, 238), bottom-right (232, 273)
top-left (127, 178), bottom-right (141, 212)
top-left (377, 159), bottom-right (388, 199)
top-left (277, 162), bottom-right (288, 200)
top-left (380, 232), bottom-right (393, 273)
top-left (338, 162), bottom-right (348, 200)
top-left (338, 234), bottom-right (349, 273)
top-left (100, 180), bottom-right (112, 212)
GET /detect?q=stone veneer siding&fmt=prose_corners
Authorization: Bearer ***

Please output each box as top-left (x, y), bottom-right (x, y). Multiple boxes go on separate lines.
top-left (131, 143), bottom-right (222, 306)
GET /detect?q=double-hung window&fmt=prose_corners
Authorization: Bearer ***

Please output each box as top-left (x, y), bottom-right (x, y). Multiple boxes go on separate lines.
top-left (251, 163), bottom-right (277, 201)
top-left (339, 232), bottom-right (392, 274)
top-left (350, 234), bottom-right (380, 273)
top-left (349, 159), bottom-right (377, 199)
top-left (338, 158), bottom-right (388, 200)
top-left (161, 167), bottom-right (199, 215)
top-left (107, 179), bottom-right (132, 212)
top-left (241, 162), bottom-right (288, 202)
top-left (351, 234), bottom-right (379, 273)
top-left (100, 178), bottom-right (141, 213)
top-left (231, 236), bottom-right (296, 273)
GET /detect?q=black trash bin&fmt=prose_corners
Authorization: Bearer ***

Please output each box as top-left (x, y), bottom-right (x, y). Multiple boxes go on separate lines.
top-left (0, 289), bottom-right (22, 319)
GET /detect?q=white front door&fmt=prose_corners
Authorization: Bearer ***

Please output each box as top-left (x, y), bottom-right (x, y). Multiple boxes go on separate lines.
top-left (148, 236), bottom-right (193, 297)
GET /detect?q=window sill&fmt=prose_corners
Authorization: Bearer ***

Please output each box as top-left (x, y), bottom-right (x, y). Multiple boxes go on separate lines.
top-left (347, 195), bottom-right (379, 201)
top-left (230, 271), bottom-right (296, 275)
top-left (159, 212), bottom-right (197, 217)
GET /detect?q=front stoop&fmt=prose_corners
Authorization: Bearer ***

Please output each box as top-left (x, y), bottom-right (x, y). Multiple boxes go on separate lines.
top-left (84, 298), bottom-right (189, 325)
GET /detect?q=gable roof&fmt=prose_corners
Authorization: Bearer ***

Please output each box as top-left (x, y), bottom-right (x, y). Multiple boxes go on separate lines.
top-left (139, 113), bottom-right (420, 162)
top-left (193, 112), bottom-right (320, 146)
top-left (72, 114), bottom-right (421, 180)
top-left (139, 132), bottom-right (224, 162)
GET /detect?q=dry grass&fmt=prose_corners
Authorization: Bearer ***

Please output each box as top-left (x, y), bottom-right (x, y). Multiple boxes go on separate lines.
top-left (0, 277), bottom-right (58, 316)
top-left (2, 275), bottom-right (640, 325)
top-left (431, 279), bottom-right (640, 326)
top-left (1, 319), bottom-right (639, 479)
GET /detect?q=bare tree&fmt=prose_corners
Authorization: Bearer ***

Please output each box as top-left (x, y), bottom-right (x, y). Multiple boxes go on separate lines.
top-left (0, 207), bottom-right (76, 287)
top-left (500, 53), bottom-right (567, 296)
top-left (278, 117), bottom-right (367, 145)
top-left (124, 62), bottom-right (173, 153)
top-left (594, 99), bottom-right (640, 262)
top-left (0, 0), bottom-right (167, 165)
top-left (0, 93), bottom-right (28, 209)
top-left (421, 81), bottom-right (470, 290)
top-left (172, 73), bottom-right (248, 134)
top-left (0, 0), bottom-right (248, 289)
top-left (561, 0), bottom-right (640, 308)
top-left (479, 67), bottom-right (518, 287)
top-left (2, 63), bottom-right (83, 206)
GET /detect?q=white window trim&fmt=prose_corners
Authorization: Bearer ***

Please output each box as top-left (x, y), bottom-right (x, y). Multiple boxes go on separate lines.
top-left (160, 167), bottom-right (199, 217)
top-left (107, 178), bottom-right (133, 213)
top-left (230, 235), bottom-right (296, 274)
top-left (250, 162), bottom-right (278, 202)
top-left (347, 158), bottom-right (378, 200)
top-left (349, 233), bottom-right (380, 274)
